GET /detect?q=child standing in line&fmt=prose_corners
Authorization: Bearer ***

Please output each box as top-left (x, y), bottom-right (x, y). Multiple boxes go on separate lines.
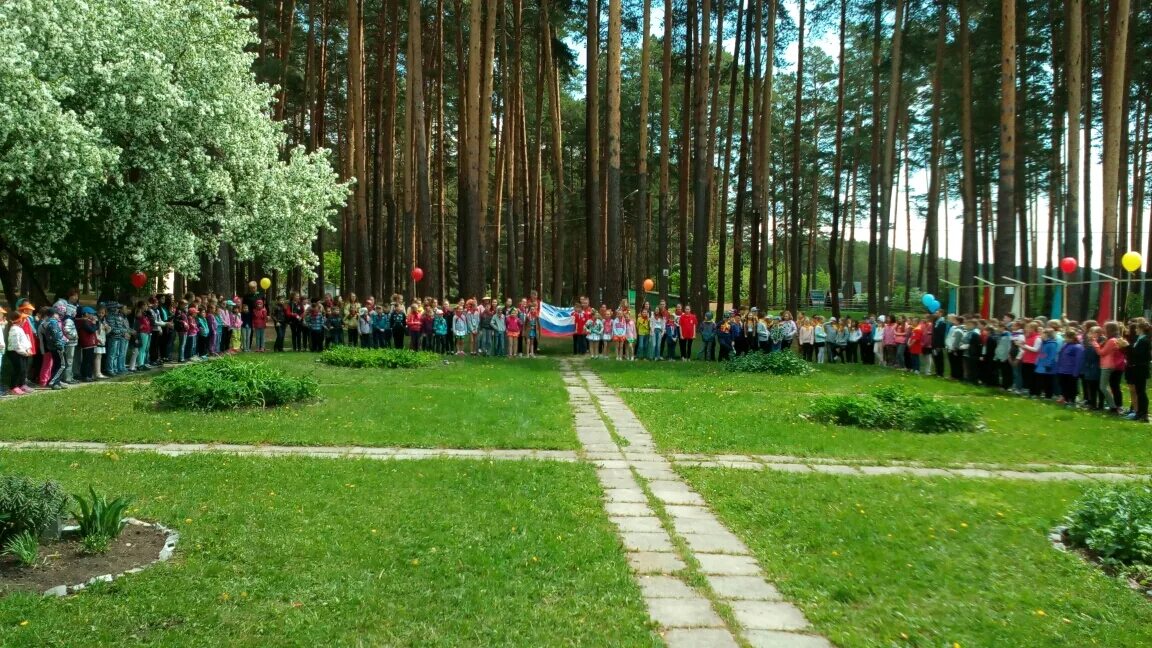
top-left (1035, 328), bottom-right (1060, 399)
top-left (586, 313), bottom-right (604, 359)
top-left (525, 306), bottom-right (539, 358)
top-left (130, 300), bottom-right (153, 371)
top-left (6, 310), bottom-right (31, 394)
top-left (699, 312), bottom-right (716, 361)
top-left (636, 306), bottom-right (651, 360)
top-left (434, 309), bottom-right (448, 353)
top-left (253, 300), bottom-right (270, 351)
top-left (814, 317), bottom-right (827, 363)
top-left (406, 305), bottom-right (422, 351)
top-left (664, 310), bottom-right (680, 360)
top-left (611, 311), bottom-right (627, 360)
top-left (453, 305), bottom-right (468, 355)
top-left (307, 306), bottom-right (326, 352)
top-left (625, 312), bottom-right (637, 361)
top-left (325, 307), bottom-right (343, 349)
top-left (77, 307), bottom-right (98, 382)
top-left (908, 319), bottom-right (924, 374)
top-left (1055, 331), bottom-right (1084, 406)
top-left (505, 307), bottom-right (521, 358)
top-left (95, 305), bottom-right (109, 375)
top-left (229, 303), bottom-right (243, 353)
top-left (1080, 327), bottom-right (1102, 409)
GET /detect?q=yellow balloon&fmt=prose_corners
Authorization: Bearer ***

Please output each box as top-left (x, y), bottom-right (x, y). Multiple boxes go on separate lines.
top-left (260, 277), bottom-right (272, 290)
top-left (1122, 251), bottom-right (1143, 273)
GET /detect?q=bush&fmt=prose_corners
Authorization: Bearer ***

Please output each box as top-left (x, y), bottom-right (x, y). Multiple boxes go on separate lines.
top-left (150, 357), bottom-right (318, 411)
top-left (1064, 483), bottom-right (1152, 577)
top-left (808, 386), bottom-right (980, 434)
top-left (0, 475), bottom-right (69, 543)
top-left (319, 346), bottom-right (440, 369)
top-left (73, 487), bottom-right (131, 555)
top-left (726, 351), bottom-right (813, 376)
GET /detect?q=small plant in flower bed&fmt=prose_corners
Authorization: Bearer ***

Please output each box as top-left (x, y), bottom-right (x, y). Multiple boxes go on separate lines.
top-left (808, 385), bottom-right (981, 434)
top-left (726, 351), bottom-right (813, 376)
top-left (319, 345), bottom-right (440, 369)
top-left (72, 487), bottom-right (131, 555)
top-left (3, 530), bottom-right (40, 567)
top-left (0, 475), bottom-right (69, 543)
top-left (1064, 482), bottom-right (1152, 589)
top-left (150, 357), bottom-right (318, 410)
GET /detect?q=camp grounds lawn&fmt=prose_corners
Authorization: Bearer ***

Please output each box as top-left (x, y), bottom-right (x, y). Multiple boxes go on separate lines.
top-left (0, 354), bottom-right (576, 450)
top-left (0, 451), bottom-right (658, 647)
top-left (591, 360), bottom-right (1152, 468)
top-left (682, 468), bottom-right (1152, 648)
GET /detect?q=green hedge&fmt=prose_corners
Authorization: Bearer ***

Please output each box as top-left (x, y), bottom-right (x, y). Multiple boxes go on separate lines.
top-left (319, 346), bottom-right (440, 369)
top-left (150, 358), bottom-right (318, 410)
top-left (808, 385), bottom-right (981, 433)
top-left (0, 475), bottom-right (69, 543)
top-left (726, 351), bottom-right (813, 376)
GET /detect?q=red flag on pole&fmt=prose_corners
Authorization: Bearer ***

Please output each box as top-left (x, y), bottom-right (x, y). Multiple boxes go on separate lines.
top-left (1097, 281), bottom-right (1113, 322)
top-left (980, 287), bottom-right (991, 320)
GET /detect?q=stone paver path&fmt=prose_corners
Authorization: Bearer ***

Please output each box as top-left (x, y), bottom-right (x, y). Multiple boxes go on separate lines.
top-left (562, 360), bottom-right (833, 648)
top-left (0, 440), bottom-right (579, 462)
top-left (669, 454), bottom-right (1151, 482)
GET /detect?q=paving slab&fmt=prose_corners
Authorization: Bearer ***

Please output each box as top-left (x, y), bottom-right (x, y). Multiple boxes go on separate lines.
top-left (745, 631), bottom-right (834, 648)
top-left (665, 505), bottom-right (714, 520)
top-left (730, 600), bottom-right (811, 631)
top-left (638, 575), bottom-right (699, 599)
top-left (761, 463), bottom-right (814, 474)
top-left (611, 516), bottom-right (666, 534)
top-left (628, 551), bottom-right (687, 574)
top-left (652, 489), bottom-right (707, 506)
top-left (672, 516), bottom-right (731, 536)
top-left (696, 553), bottom-right (762, 576)
top-left (621, 531), bottom-right (676, 552)
top-left (646, 597), bottom-right (725, 628)
top-left (604, 488), bottom-right (649, 503)
top-left (682, 532), bottom-right (751, 555)
top-left (605, 502), bottom-right (655, 517)
top-left (706, 575), bottom-right (783, 601)
top-left (663, 628), bottom-right (740, 648)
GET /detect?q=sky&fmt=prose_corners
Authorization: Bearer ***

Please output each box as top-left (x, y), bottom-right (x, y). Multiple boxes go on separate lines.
top-left (565, 1), bottom-right (1135, 275)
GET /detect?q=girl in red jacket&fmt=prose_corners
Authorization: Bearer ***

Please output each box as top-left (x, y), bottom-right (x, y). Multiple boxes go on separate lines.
top-left (406, 305), bottom-right (423, 351)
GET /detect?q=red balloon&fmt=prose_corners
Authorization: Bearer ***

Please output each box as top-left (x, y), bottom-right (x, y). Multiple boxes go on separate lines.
top-left (410, 267), bottom-right (424, 282)
top-left (130, 271), bottom-right (148, 289)
top-left (1060, 257), bottom-right (1078, 274)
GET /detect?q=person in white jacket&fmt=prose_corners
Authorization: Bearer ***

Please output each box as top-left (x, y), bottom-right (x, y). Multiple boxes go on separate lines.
top-left (6, 309), bottom-right (32, 395)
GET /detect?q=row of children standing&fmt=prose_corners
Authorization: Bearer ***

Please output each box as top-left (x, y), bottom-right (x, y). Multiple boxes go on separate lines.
top-left (287, 293), bottom-right (544, 358)
top-left (571, 298), bottom-right (704, 361)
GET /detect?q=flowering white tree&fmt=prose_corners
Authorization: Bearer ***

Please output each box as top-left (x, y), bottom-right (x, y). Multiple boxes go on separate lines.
top-left (0, 0), bottom-right (347, 299)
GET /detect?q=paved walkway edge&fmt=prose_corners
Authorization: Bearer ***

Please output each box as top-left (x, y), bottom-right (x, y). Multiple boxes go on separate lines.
top-left (562, 360), bottom-right (834, 648)
top-left (0, 441), bottom-right (579, 462)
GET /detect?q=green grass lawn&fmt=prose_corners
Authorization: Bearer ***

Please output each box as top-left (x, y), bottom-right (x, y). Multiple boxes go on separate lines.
top-left (0, 452), bottom-right (657, 647)
top-left (682, 468), bottom-right (1152, 648)
top-left (0, 353), bottom-right (576, 450)
top-left (591, 360), bottom-right (1152, 467)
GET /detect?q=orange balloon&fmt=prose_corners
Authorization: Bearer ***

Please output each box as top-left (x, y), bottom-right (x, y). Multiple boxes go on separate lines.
top-left (643, 278), bottom-right (654, 292)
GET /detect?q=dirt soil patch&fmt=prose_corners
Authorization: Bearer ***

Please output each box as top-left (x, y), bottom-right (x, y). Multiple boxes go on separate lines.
top-left (0, 524), bottom-right (168, 596)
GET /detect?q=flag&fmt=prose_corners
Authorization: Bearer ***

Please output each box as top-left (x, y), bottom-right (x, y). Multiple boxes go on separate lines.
top-left (1049, 284), bottom-right (1063, 321)
top-left (1097, 282), bottom-right (1114, 322)
top-left (947, 288), bottom-right (958, 315)
top-left (980, 287), bottom-right (991, 320)
top-left (538, 302), bottom-right (575, 337)
top-left (1010, 287), bottom-right (1024, 319)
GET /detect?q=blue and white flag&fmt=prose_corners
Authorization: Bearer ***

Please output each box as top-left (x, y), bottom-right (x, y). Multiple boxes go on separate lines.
top-left (538, 303), bottom-right (575, 337)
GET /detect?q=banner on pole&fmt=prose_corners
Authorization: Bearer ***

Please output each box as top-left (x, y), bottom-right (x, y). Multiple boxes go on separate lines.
top-left (538, 303), bottom-right (575, 337)
top-left (1097, 282), bottom-right (1114, 323)
top-left (947, 288), bottom-right (958, 315)
top-left (980, 287), bottom-right (991, 320)
top-left (1049, 285), bottom-right (1063, 321)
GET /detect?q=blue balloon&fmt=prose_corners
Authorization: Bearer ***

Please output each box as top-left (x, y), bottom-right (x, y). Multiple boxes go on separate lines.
top-left (921, 293), bottom-right (935, 307)
top-left (926, 299), bottom-right (941, 312)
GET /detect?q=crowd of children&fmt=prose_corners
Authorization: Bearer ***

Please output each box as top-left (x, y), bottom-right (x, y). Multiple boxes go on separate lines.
top-left (5, 282), bottom-right (1147, 424)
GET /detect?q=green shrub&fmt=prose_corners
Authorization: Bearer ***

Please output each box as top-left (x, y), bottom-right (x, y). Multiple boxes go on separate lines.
top-left (726, 351), bottom-right (813, 376)
top-left (0, 475), bottom-right (69, 543)
top-left (808, 386), bottom-right (980, 434)
top-left (3, 530), bottom-right (39, 567)
top-left (906, 399), bottom-right (982, 433)
top-left (73, 487), bottom-right (131, 555)
top-left (319, 346), bottom-right (440, 369)
top-left (150, 357), bottom-right (318, 410)
top-left (1064, 483), bottom-right (1152, 577)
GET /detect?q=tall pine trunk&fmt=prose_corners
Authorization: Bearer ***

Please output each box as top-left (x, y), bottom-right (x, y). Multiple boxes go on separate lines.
top-left (606, 0), bottom-right (623, 302)
top-left (586, 0), bottom-right (602, 302)
top-left (958, 0), bottom-right (979, 313)
top-left (993, 0), bottom-right (1016, 316)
